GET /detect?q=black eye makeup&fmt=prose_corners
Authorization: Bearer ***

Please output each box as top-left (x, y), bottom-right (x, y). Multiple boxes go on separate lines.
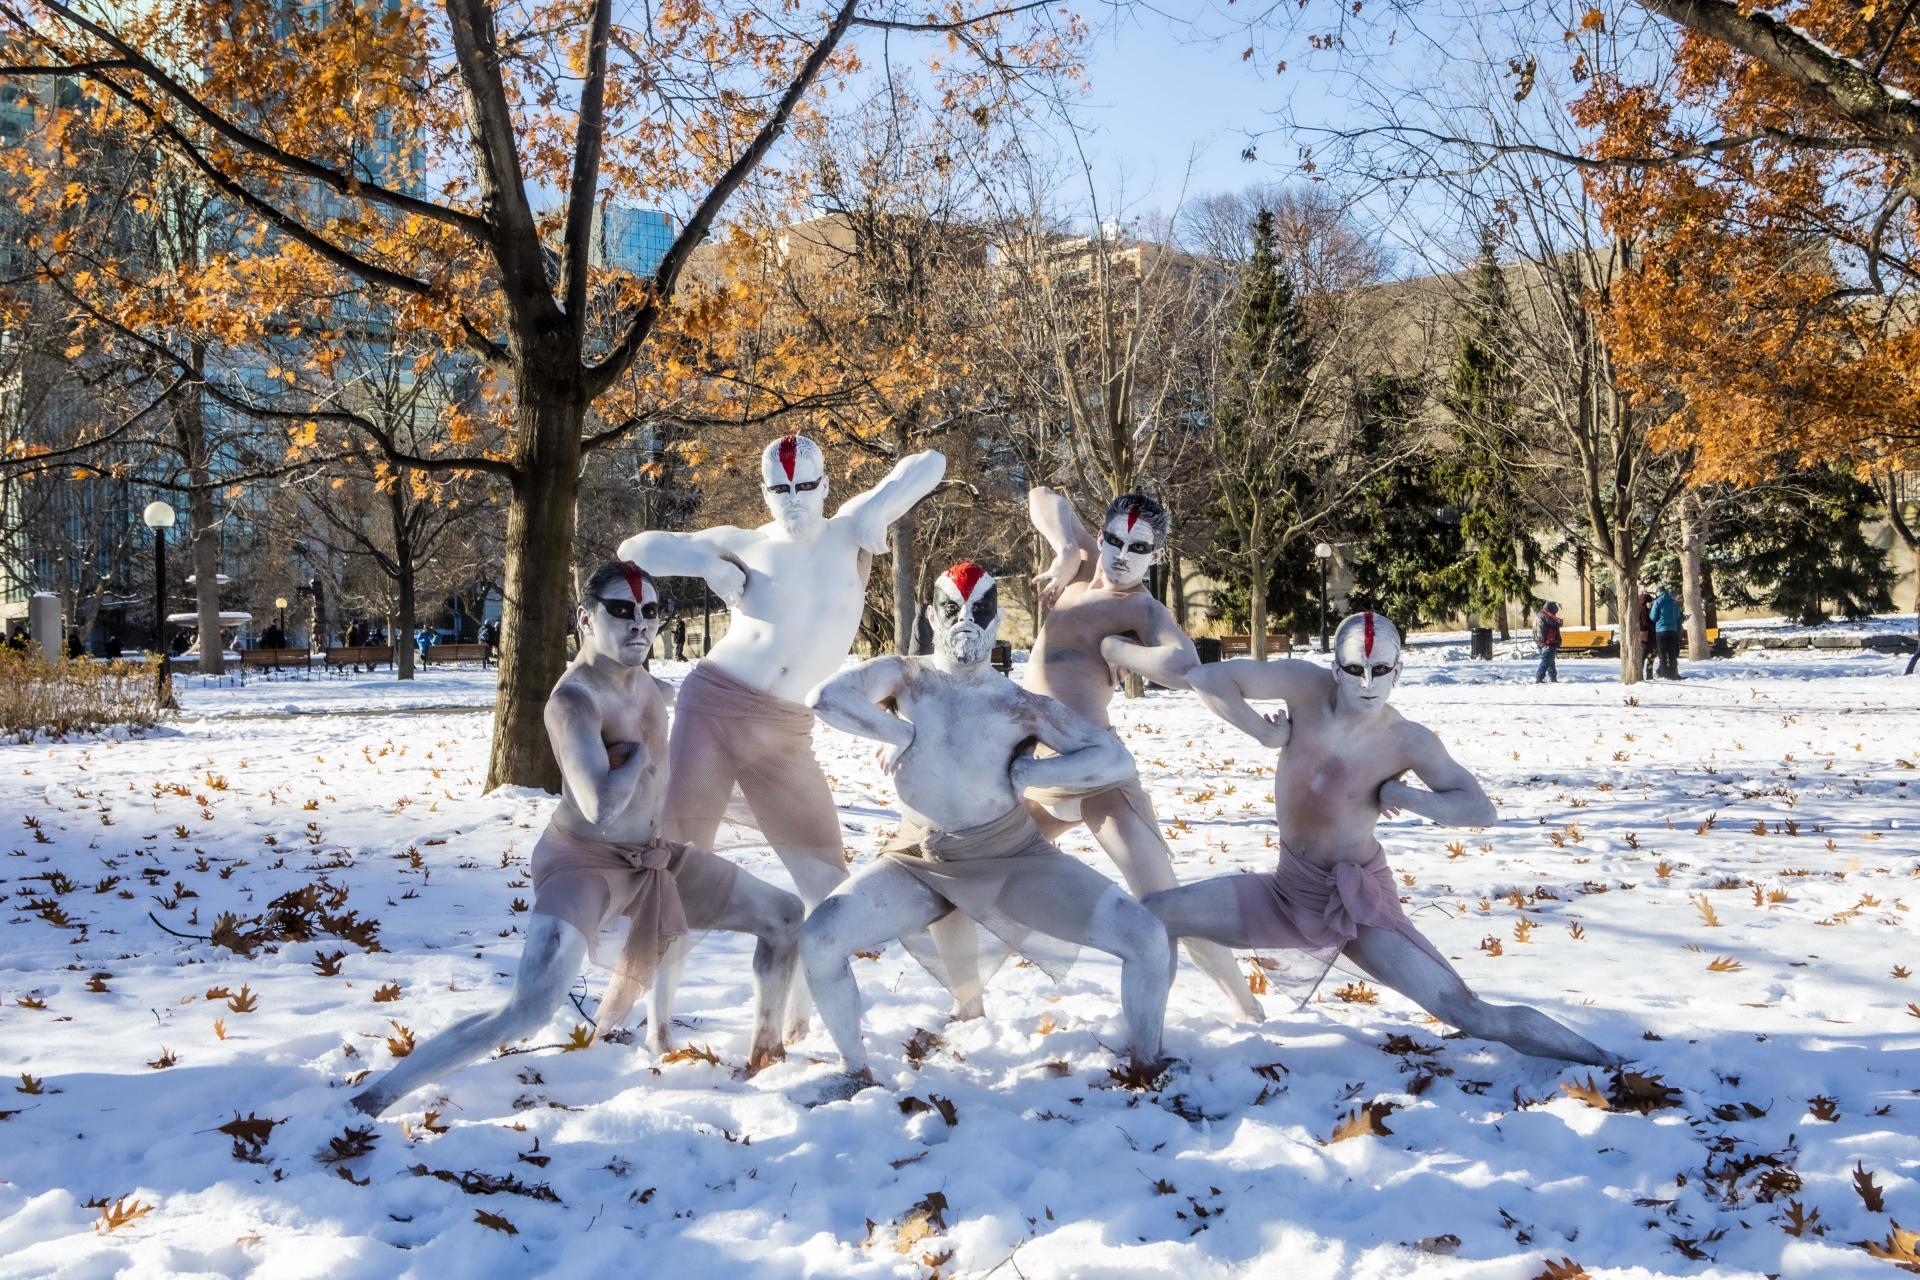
top-left (1101, 531), bottom-right (1155, 556)
top-left (1339, 662), bottom-right (1395, 678)
top-left (767, 479), bottom-right (822, 495)
top-left (597, 598), bottom-right (660, 621)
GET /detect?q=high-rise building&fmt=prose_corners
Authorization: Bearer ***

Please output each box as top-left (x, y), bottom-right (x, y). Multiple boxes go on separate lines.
top-left (593, 206), bottom-right (676, 278)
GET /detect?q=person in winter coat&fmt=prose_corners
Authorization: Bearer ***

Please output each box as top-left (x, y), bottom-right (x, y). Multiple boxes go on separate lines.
top-left (1634, 591), bottom-right (1655, 680)
top-left (1651, 586), bottom-right (1683, 679)
top-left (1533, 601), bottom-right (1564, 684)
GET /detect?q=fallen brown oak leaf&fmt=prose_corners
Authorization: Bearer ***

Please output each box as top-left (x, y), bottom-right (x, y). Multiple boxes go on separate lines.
top-left (894, 1191), bottom-right (949, 1254)
top-left (1331, 1101), bottom-right (1397, 1142)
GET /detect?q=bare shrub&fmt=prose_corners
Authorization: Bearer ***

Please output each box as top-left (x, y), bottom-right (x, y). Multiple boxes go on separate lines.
top-left (0, 652), bottom-right (162, 742)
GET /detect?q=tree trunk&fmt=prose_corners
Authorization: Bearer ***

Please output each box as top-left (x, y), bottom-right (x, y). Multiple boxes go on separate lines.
top-left (1680, 491), bottom-right (1710, 660)
top-left (892, 501), bottom-right (918, 656)
top-left (1614, 563), bottom-right (1642, 684)
top-left (391, 489), bottom-right (416, 681)
top-left (1168, 544), bottom-right (1188, 630)
top-left (175, 342), bottom-right (225, 676)
top-left (485, 395), bottom-right (584, 793)
top-left (1249, 549), bottom-right (1271, 661)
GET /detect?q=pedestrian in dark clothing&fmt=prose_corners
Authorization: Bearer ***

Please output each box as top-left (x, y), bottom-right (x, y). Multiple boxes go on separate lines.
top-left (480, 620), bottom-right (499, 668)
top-left (671, 617), bottom-right (686, 661)
top-left (1651, 586), bottom-right (1683, 679)
top-left (1634, 591), bottom-right (1656, 680)
top-left (4, 631), bottom-right (23, 652)
top-left (1533, 602), bottom-right (1564, 683)
top-left (66, 631), bottom-right (83, 660)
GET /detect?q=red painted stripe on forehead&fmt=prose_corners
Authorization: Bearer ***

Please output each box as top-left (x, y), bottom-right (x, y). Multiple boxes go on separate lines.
top-left (1125, 499), bottom-right (1141, 533)
top-left (1363, 610), bottom-right (1376, 657)
top-left (618, 561), bottom-right (650, 604)
top-left (947, 561), bottom-right (987, 601)
top-left (777, 435), bottom-right (798, 480)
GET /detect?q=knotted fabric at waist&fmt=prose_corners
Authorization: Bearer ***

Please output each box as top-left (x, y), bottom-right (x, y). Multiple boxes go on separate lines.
top-left (885, 803), bottom-right (1044, 863)
top-left (676, 661), bottom-right (816, 731)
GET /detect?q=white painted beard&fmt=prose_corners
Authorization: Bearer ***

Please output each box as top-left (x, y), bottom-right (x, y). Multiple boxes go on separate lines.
top-left (1101, 554), bottom-right (1149, 590)
top-left (770, 500), bottom-right (825, 539)
top-left (937, 624), bottom-right (994, 667)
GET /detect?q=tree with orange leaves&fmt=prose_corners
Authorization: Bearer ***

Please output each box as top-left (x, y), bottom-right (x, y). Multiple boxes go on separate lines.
top-left (0, 0), bottom-right (1083, 789)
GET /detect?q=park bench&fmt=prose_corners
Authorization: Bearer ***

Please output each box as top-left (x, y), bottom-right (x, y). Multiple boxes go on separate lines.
top-left (422, 642), bottom-right (488, 666)
top-left (240, 648), bottom-right (312, 675)
top-left (990, 640), bottom-right (1014, 675)
top-left (1219, 634), bottom-right (1293, 658)
top-left (1557, 628), bottom-right (1616, 657)
top-left (323, 644), bottom-right (393, 673)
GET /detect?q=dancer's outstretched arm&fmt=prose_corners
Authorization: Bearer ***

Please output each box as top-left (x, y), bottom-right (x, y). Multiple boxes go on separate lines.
top-left (617, 528), bottom-right (751, 605)
top-left (544, 688), bottom-right (651, 825)
top-left (1011, 693), bottom-right (1135, 794)
top-left (1100, 604), bottom-right (1199, 690)
top-left (1028, 486), bottom-right (1095, 605)
top-left (1377, 725), bottom-right (1496, 827)
top-left (808, 657), bottom-right (913, 769)
top-left (837, 451), bottom-right (947, 552)
top-left (1185, 658), bottom-right (1322, 750)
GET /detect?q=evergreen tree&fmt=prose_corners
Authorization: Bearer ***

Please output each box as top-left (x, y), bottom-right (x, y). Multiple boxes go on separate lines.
top-left (1341, 373), bottom-right (1463, 630)
top-left (1201, 209), bottom-right (1324, 650)
top-left (1436, 230), bottom-right (1540, 635)
top-left (1715, 467), bottom-right (1895, 625)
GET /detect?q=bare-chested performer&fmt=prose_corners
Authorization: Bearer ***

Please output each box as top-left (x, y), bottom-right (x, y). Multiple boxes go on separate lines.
top-left (618, 435), bottom-right (945, 1047)
top-left (350, 563), bottom-right (802, 1117)
top-left (1021, 486), bottom-right (1260, 1020)
top-left (802, 562), bottom-right (1171, 1084)
top-left (1148, 611), bottom-right (1621, 1066)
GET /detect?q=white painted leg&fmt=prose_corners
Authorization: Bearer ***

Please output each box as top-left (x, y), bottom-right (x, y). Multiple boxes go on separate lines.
top-left (1342, 924), bottom-right (1623, 1066)
top-left (1086, 796), bottom-right (1261, 1020)
top-left (799, 863), bottom-right (948, 1079)
top-left (350, 915), bottom-right (586, 1117)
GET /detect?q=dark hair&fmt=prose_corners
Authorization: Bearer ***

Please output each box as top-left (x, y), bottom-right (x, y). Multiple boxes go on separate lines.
top-left (1103, 493), bottom-right (1169, 546)
top-left (582, 560), bottom-right (652, 603)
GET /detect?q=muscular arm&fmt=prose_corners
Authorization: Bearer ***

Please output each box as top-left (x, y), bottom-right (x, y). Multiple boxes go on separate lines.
top-left (1378, 725), bottom-right (1497, 827)
top-left (1028, 486), bottom-right (1096, 603)
top-left (836, 451), bottom-right (947, 554)
top-left (1100, 600), bottom-right (1198, 689)
top-left (545, 688), bottom-right (651, 826)
top-left (1186, 658), bottom-right (1325, 748)
top-left (617, 528), bottom-right (751, 604)
top-left (1013, 692), bottom-right (1136, 793)
top-left (806, 657), bottom-right (914, 750)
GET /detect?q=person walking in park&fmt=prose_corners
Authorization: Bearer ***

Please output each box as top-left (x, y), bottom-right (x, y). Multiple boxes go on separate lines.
top-left (481, 619), bottom-right (500, 668)
top-left (1652, 586), bottom-right (1683, 679)
top-left (1532, 601), bottom-right (1563, 684)
top-left (672, 616), bottom-right (686, 660)
top-left (415, 624), bottom-right (433, 663)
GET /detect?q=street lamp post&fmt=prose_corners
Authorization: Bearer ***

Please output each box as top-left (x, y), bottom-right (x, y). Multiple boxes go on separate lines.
top-left (275, 596), bottom-right (288, 644)
top-left (143, 501), bottom-right (176, 705)
top-left (1315, 542), bottom-right (1333, 653)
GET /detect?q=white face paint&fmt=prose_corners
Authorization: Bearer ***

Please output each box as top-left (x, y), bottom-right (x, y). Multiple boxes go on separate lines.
top-left (929, 562), bottom-right (1001, 668)
top-left (579, 566), bottom-right (663, 667)
top-left (1097, 508), bottom-right (1163, 590)
top-left (1331, 610), bottom-right (1401, 714)
top-left (761, 434), bottom-right (828, 539)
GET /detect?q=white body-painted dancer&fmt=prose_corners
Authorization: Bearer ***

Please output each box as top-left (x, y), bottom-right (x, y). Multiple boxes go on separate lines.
top-left (1149, 611), bottom-right (1622, 1066)
top-left (1020, 486), bottom-right (1261, 1020)
top-left (802, 563), bottom-right (1171, 1086)
top-left (350, 564), bottom-right (802, 1118)
top-left (618, 436), bottom-right (945, 1047)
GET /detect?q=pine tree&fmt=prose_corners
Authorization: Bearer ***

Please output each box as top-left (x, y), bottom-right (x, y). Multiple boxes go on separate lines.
top-left (1342, 373), bottom-right (1463, 630)
top-left (1436, 231), bottom-right (1539, 636)
top-left (1202, 209), bottom-right (1324, 651)
top-left (1715, 467), bottom-right (1895, 626)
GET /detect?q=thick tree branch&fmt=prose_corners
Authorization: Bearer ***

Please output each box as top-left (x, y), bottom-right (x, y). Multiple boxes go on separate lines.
top-left (8, 0), bottom-right (487, 238)
top-left (560, 0), bottom-right (614, 326)
top-left (585, 0), bottom-right (861, 396)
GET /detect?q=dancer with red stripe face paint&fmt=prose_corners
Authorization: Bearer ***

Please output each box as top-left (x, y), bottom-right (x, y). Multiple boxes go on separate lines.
top-left (1016, 487), bottom-right (1261, 1021)
top-left (803, 563), bottom-right (1171, 1089)
top-left (618, 435), bottom-right (945, 1051)
top-left (352, 564), bottom-right (802, 1116)
top-left (1149, 610), bottom-right (1623, 1067)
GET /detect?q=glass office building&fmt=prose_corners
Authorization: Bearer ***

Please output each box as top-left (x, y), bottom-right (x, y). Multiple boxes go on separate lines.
top-left (594, 206), bottom-right (676, 278)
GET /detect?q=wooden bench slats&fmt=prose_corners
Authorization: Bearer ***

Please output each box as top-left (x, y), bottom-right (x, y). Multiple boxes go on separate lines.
top-left (422, 643), bottom-right (488, 665)
top-left (1219, 634), bottom-right (1293, 658)
top-left (323, 645), bottom-right (394, 670)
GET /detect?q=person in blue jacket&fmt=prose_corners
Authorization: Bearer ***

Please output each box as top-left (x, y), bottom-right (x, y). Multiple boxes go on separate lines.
top-left (1651, 586), bottom-right (1683, 679)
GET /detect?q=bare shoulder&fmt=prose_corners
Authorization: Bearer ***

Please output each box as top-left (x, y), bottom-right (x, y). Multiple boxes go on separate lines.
top-left (692, 524), bottom-right (763, 554)
top-left (1390, 714), bottom-right (1451, 762)
top-left (544, 673), bottom-right (602, 727)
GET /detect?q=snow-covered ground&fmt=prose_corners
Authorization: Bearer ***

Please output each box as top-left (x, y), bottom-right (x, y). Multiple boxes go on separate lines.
top-left (1, 645), bottom-right (1916, 1278)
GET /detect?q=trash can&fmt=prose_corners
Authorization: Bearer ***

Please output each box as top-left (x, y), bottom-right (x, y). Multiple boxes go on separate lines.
top-left (1194, 637), bottom-right (1224, 665)
top-left (1469, 627), bottom-right (1494, 661)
